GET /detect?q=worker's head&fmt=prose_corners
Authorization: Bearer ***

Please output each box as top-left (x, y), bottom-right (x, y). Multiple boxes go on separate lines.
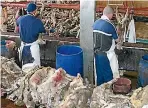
top-left (103, 6), bottom-right (114, 20)
top-left (27, 3), bottom-right (37, 15)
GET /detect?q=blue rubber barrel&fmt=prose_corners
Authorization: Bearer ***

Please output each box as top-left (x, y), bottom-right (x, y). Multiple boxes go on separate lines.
top-left (56, 45), bottom-right (83, 77)
top-left (138, 55), bottom-right (148, 87)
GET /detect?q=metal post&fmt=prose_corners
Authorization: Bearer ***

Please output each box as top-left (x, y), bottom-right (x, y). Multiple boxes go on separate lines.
top-left (80, 0), bottom-right (96, 84)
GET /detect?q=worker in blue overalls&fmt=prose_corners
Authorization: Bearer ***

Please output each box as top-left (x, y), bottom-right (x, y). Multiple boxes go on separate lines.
top-left (17, 3), bottom-right (46, 72)
top-left (93, 6), bottom-right (120, 85)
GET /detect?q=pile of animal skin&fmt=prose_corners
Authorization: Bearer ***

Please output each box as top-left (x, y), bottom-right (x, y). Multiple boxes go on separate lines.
top-left (1, 56), bottom-right (93, 108)
top-left (1, 56), bottom-right (148, 108)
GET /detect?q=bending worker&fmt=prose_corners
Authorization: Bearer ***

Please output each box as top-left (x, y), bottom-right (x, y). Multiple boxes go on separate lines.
top-left (93, 6), bottom-right (120, 85)
top-left (17, 3), bottom-right (46, 72)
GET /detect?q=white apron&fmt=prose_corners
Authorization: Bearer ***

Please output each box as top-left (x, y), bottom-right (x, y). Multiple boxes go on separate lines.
top-left (19, 41), bottom-right (40, 73)
top-left (101, 15), bottom-right (120, 79)
top-left (106, 40), bottom-right (120, 79)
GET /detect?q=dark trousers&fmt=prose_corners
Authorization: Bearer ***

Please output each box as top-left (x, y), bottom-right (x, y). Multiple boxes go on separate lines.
top-left (22, 45), bottom-right (34, 65)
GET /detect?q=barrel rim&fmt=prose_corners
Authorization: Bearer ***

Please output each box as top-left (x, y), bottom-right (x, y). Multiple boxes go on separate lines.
top-left (56, 45), bottom-right (83, 56)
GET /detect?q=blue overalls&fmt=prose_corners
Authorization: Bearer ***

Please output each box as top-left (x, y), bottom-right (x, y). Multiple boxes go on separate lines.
top-left (93, 18), bottom-right (118, 86)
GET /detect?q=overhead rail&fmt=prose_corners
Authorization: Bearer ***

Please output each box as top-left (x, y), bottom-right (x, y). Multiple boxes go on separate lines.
top-left (1, 2), bottom-right (80, 10)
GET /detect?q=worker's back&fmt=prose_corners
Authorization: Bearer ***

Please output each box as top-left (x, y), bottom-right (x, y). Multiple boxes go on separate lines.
top-left (93, 19), bottom-right (117, 37)
top-left (17, 14), bottom-right (45, 43)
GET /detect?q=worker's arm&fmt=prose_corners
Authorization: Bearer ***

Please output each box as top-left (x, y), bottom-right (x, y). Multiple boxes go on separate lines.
top-left (14, 19), bottom-right (19, 33)
top-left (38, 19), bottom-right (46, 34)
top-left (15, 16), bottom-right (21, 33)
top-left (111, 25), bottom-right (120, 43)
top-left (36, 19), bottom-right (47, 44)
top-left (16, 16), bottom-right (20, 26)
top-left (115, 25), bottom-right (123, 43)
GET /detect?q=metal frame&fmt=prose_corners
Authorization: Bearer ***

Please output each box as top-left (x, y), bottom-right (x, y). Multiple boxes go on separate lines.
top-left (1, 2), bottom-right (148, 16)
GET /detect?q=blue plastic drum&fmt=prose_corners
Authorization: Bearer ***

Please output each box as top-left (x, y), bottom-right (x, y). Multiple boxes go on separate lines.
top-left (56, 45), bottom-right (83, 77)
top-left (138, 55), bottom-right (148, 87)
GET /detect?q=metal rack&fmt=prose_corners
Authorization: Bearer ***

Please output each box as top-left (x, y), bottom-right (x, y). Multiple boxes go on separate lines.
top-left (1, 1), bottom-right (148, 16)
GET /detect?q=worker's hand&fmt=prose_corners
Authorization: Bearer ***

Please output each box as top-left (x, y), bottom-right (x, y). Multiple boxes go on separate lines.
top-left (50, 28), bottom-right (55, 33)
top-left (116, 42), bottom-right (123, 50)
top-left (37, 39), bottom-right (46, 45)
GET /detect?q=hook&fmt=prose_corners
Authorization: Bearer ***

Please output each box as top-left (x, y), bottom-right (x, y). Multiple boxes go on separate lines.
top-left (130, 1), bottom-right (134, 19)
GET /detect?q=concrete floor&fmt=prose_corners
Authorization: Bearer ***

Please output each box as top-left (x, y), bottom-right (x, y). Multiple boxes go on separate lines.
top-left (123, 71), bottom-right (138, 90)
top-left (1, 98), bottom-right (26, 108)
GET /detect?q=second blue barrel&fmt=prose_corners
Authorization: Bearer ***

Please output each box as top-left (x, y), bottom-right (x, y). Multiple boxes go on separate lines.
top-left (138, 55), bottom-right (148, 87)
top-left (56, 45), bottom-right (83, 77)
